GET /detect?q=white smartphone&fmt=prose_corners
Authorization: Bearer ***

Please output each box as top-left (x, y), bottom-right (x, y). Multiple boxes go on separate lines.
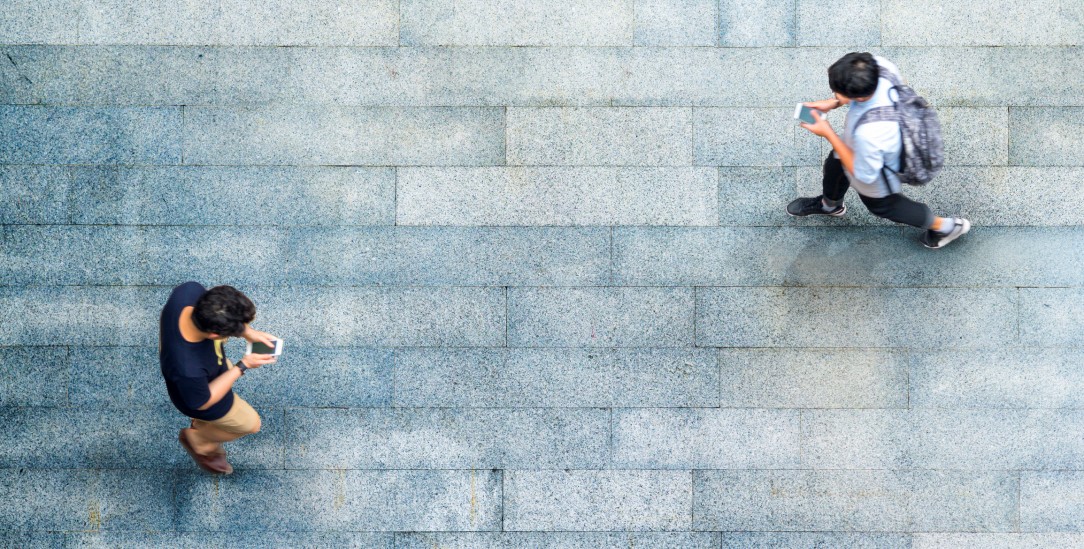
top-left (246, 339), bottom-right (284, 356)
top-left (794, 103), bottom-right (822, 124)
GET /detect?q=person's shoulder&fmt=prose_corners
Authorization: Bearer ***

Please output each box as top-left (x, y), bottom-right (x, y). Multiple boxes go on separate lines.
top-left (854, 120), bottom-right (901, 147)
top-left (170, 281), bottom-right (206, 300)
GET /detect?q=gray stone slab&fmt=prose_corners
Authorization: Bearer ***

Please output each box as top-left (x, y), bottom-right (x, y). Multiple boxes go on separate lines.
top-left (911, 470), bottom-right (1018, 532)
top-left (883, 1), bottom-right (1084, 46)
top-left (393, 347), bottom-right (719, 407)
top-left (396, 532), bottom-right (719, 548)
top-left (0, 106), bottom-right (182, 165)
top-left (911, 409), bottom-right (1084, 470)
top-left (139, 226), bottom-right (291, 287)
top-left (910, 349), bottom-right (1084, 409)
top-left (70, 532), bottom-right (393, 549)
top-left (717, 167), bottom-right (798, 225)
top-left (508, 287), bottom-right (694, 347)
top-left (504, 470), bottom-right (691, 531)
top-left (0, 531), bottom-right (64, 549)
top-left (696, 287), bottom-right (1017, 348)
top-left (0, 469), bottom-right (174, 531)
top-left (254, 286), bottom-right (505, 347)
top-left (397, 167), bottom-right (718, 226)
top-left (1010, 108), bottom-right (1084, 167)
top-left (719, 0), bottom-right (795, 46)
top-left (0, 0), bottom-right (80, 44)
top-left (288, 227), bottom-right (609, 286)
top-left (0, 166), bottom-right (70, 224)
top-left (634, 0), bottom-right (717, 46)
top-left (694, 108), bottom-right (822, 166)
top-left (693, 469), bottom-right (911, 531)
top-left (913, 534), bottom-right (1084, 548)
top-left (883, 47), bottom-right (1084, 108)
top-left (79, 0), bottom-right (219, 45)
top-left (507, 107), bottom-right (692, 166)
top-left (0, 225), bottom-right (141, 286)
top-left (611, 408), bottom-right (801, 468)
top-left (71, 166), bottom-right (395, 226)
top-left (802, 410), bottom-right (911, 469)
top-left (69, 346), bottom-right (170, 408)
top-left (1021, 471), bottom-right (1084, 532)
top-left (399, 0), bottom-right (635, 46)
top-left (0, 286), bottom-right (161, 346)
top-left (176, 469), bottom-right (501, 531)
top-left (616, 227), bottom-right (1084, 286)
top-left (938, 107), bottom-right (1009, 166)
top-left (0, 406), bottom-right (284, 469)
top-left (182, 106), bottom-right (505, 166)
top-left (721, 533), bottom-right (911, 549)
top-left (233, 347), bottom-right (393, 408)
top-left (796, 0), bottom-right (880, 46)
top-left (285, 408), bottom-right (609, 469)
top-left (213, 0), bottom-right (399, 46)
top-left (719, 349), bottom-right (908, 409)
top-left (0, 347), bottom-right (68, 406)
top-left (1020, 289), bottom-right (1084, 347)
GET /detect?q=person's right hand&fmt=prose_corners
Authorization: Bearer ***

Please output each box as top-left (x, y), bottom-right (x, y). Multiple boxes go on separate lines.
top-left (804, 99), bottom-right (840, 112)
top-left (241, 353), bottom-right (277, 368)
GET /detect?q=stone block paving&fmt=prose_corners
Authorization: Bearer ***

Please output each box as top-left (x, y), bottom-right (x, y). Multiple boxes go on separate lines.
top-left (2, 1), bottom-right (1084, 547)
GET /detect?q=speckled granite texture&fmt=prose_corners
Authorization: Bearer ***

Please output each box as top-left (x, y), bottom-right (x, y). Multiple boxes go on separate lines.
top-left (3, 1), bottom-right (1084, 546)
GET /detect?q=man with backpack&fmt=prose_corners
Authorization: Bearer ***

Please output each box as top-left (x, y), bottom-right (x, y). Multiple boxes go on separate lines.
top-left (788, 52), bottom-right (970, 249)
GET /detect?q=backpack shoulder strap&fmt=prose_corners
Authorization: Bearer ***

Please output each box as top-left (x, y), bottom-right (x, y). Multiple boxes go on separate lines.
top-left (855, 106), bottom-right (897, 128)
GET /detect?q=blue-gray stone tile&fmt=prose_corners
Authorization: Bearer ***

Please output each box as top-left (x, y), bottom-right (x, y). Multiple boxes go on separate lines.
top-left (717, 167), bottom-right (798, 226)
top-left (721, 533), bottom-right (911, 549)
top-left (802, 409), bottom-right (912, 469)
top-left (0, 531), bottom-right (65, 549)
top-left (910, 470), bottom-right (1018, 532)
top-left (393, 347), bottom-right (719, 407)
top-left (1021, 471), bottom-right (1084, 532)
top-left (0, 225), bottom-right (142, 286)
top-left (0, 286), bottom-right (161, 346)
top-left (397, 167), bottom-right (718, 226)
top-left (1010, 108), bottom-right (1084, 166)
top-left (693, 469), bottom-right (911, 531)
top-left (0, 106), bottom-right (182, 165)
top-left (697, 286), bottom-right (1017, 348)
top-left (397, 532), bottom-right (720, 548)
top-left (719, 0), bottom-right (795, 46)
top-left (695, 108), bottom-right (822, 166)
top-left (213, 0), bottom-right (398, 46)
top-left (883, 1), bottom-right (1084, 46)
top-left (0, 346), bottom-right (68, 407)
top-left (175, 469), bottom-right (501, 531)
top-left (0, 406), bottom-right (283, 469)
top-left (140, 226), bottom-right (291, 287)
top-left (182, 106), bottom-right (505, 166)
top-left (1020, 289), bottom-right (1084, 347)
top-left (0, 165), bottom-right (70, 224)
top-left (71, 166), bottom-right (395, 226)
top-left (288, 227), bottom-right (609, 286)
top-left (254, 286), bottom-right (505, 347)
top-left (796, 0), bottom-right (880, 46)
top-left (285, 407), bottom-right (609, 469)
top-left (507, 107), bottom-right (692, 166)
top-left (912, 534), bottom-right (1084, 549)
top-left (719, 349), bottom-right (908, 409)
top-left (911, 409), bottom-right (1084, 470)
top-left (68, 347), bottom-right (169, 408)
top-left (80, 0), bottom-right (219, 45)
top-left (508, 287), bottom-right (694, 347)
top-left (910, 349), bottom-right (1084, 408)
top-left (504, 470), bottom-right (692, 531)
top-left (634, 0), bottom-right (717, 46)
top-left (0, 0), bottom-right (80, 44)
top-left (70, 531), bottom-right (393, 549)
top-left (612, 408), bottom-right (801, 468)
top-left (237, 347), bottom-right (393, 408)
top-left (399, 0), bottom-right (635, 46)
top-left (0, 469), bottom-right (174, 531)
top-left (938, 107), bottom-right (1009, 166)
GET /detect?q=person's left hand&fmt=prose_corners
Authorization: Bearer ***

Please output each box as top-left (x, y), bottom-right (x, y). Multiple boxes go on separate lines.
top-left (799, 109), bottom-right (834, 138)
top-left (242, 325), bottom-right (278, 347)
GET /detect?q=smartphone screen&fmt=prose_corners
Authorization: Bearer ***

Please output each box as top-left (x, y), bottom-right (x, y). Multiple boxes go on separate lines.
top-left (797, 105), bottom-right (820, 124)
top-left (251, 341), bottom-right (278, 355)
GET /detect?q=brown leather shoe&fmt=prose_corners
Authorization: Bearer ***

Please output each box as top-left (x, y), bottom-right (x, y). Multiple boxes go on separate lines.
top-left (179, 429), bottom-right (233, 474)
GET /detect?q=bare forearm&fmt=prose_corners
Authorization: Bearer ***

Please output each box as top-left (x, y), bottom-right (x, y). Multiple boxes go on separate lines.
top-left (198, 367), bottom-right (242, 410)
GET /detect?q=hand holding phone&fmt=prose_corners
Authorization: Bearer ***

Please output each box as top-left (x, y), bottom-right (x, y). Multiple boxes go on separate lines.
top-left (246, 339), bottom-right (284, 357)
top-left (794, 103), bottom-right (823, 125)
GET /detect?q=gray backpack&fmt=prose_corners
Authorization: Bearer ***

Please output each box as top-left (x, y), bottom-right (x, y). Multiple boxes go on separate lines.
top-left (855, 69), bottom-right (944, 186)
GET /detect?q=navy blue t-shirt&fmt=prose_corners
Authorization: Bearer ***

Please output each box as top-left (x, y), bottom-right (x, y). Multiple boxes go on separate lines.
top-left (160, 282), bottom-right (235, 420)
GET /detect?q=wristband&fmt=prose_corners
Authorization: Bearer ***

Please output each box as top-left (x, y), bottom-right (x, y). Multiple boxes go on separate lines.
top-left (236, 361), bottom-right (248, 375)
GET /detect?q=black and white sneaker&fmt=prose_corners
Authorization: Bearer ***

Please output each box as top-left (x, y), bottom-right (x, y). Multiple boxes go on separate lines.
top-left (786, 195), bottom-right (846, 217)
top-left (922, 218), bottom-right (971, 249)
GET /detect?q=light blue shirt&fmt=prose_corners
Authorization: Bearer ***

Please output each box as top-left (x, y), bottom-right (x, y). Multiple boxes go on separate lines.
top-left (841, 56), bottom-right (903, 198)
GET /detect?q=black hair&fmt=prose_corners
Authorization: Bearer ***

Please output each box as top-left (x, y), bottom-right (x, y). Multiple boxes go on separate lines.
top-left (828, 52), bottom-right (879, 99)
top-left (191, 285), bottom-right (256, 337)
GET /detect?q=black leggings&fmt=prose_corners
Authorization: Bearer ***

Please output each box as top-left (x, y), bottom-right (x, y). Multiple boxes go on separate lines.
top-left (822, 154), bottom-right (934, 229)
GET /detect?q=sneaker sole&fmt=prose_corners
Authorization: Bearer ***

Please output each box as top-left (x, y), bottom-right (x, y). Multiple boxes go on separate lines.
top-left (923, 219), bottom-right (971, 249)
top-left (786, 203), bottom-right (847, 218)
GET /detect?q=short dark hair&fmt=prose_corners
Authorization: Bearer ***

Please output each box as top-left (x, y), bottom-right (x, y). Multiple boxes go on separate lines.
top-left (191, 285), bottom-right (256, 337)
top-left (828, 52), bottom-right (879, 99)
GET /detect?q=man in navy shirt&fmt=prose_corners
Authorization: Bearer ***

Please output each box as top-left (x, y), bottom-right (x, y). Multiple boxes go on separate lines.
top-left (160, 282), bottom-right (278, 474)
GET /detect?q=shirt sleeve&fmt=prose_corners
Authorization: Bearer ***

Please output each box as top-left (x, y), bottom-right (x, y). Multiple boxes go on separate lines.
top-left (851, 122), bottom-right (899, 186)
top-left (173, 375), bottom-right (212, 411)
